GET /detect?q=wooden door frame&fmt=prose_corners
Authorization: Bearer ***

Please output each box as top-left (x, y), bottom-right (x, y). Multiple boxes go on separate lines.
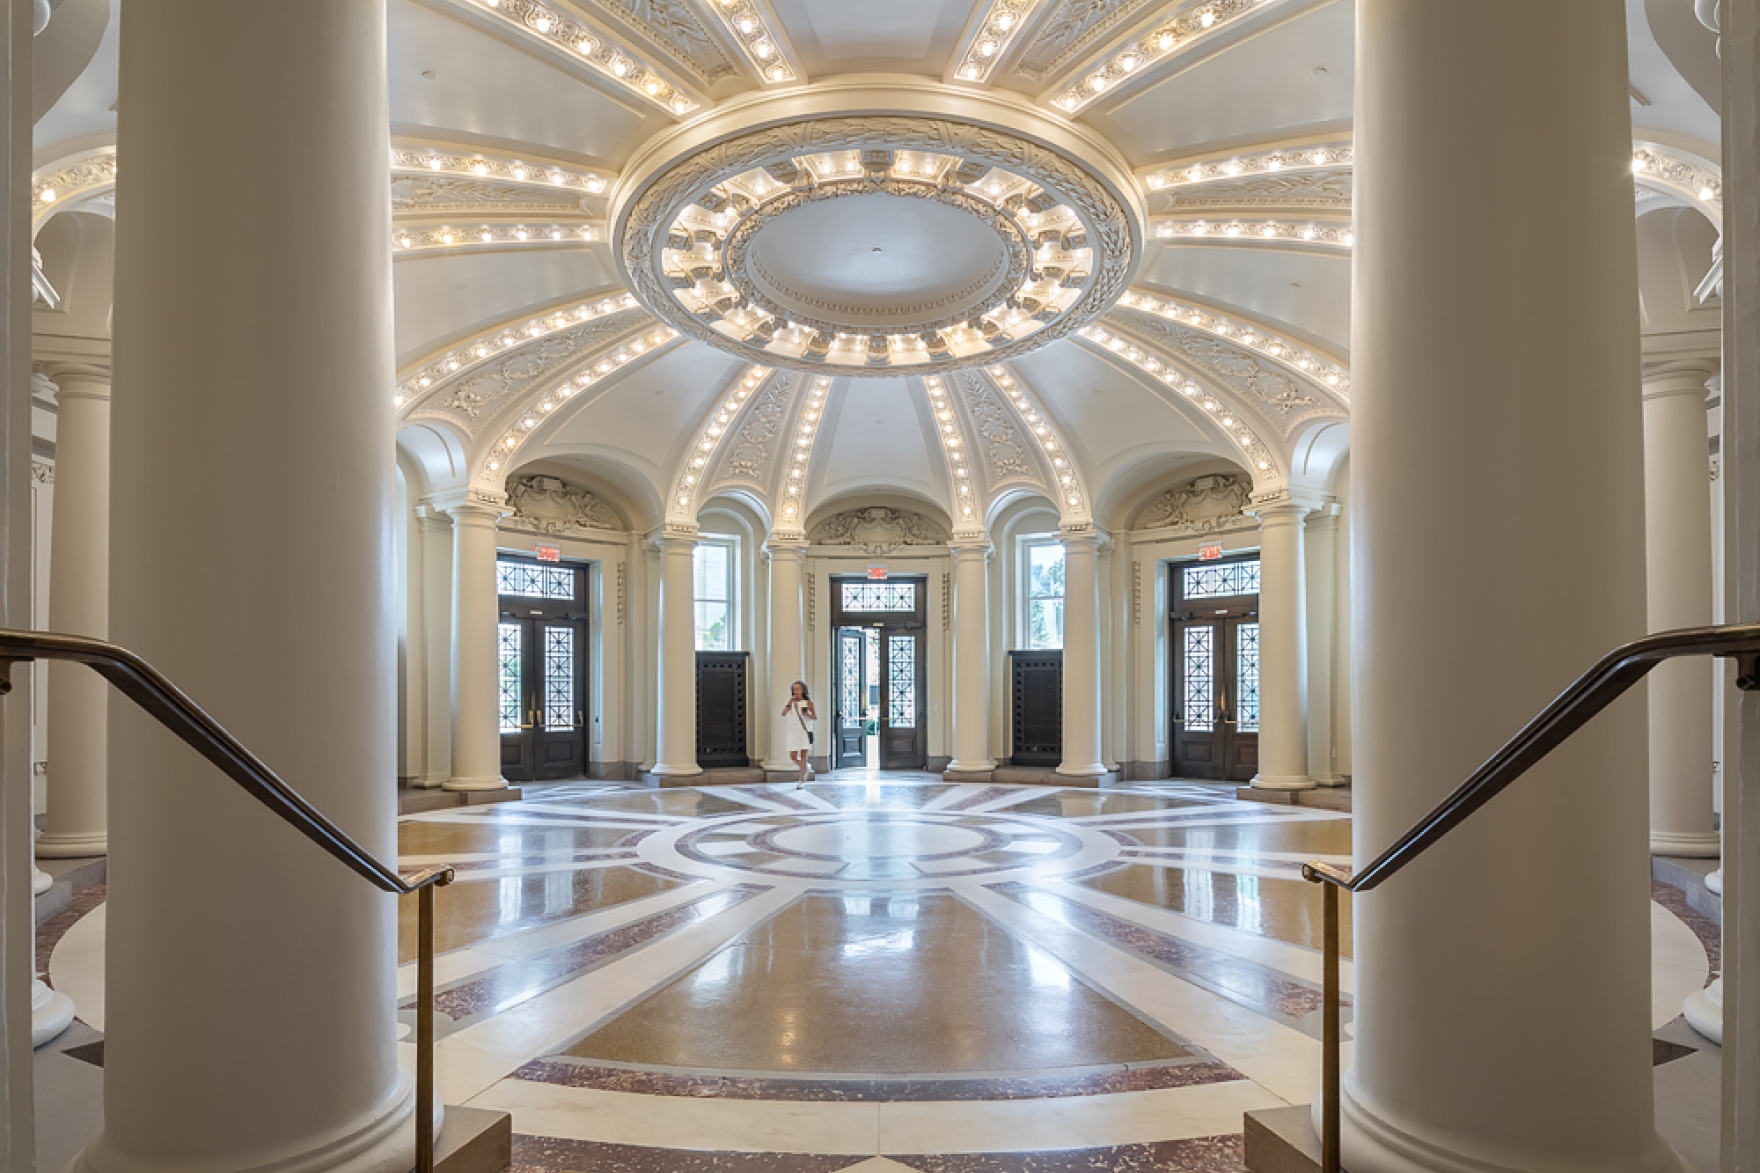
top-left (497, 554), bottom-right (590, 782)
top-left (1168, 555), bottom-right (1261, 781)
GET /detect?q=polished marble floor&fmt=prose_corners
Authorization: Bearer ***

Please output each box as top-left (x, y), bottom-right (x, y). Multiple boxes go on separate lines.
top-left (44, 772), bottom-right (1718, 1172)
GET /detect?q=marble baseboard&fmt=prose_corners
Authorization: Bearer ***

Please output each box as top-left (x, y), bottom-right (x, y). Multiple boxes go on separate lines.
top-left (399, 787), bottom-right (524, 815)
top-left (1234, 787), bottom-right (1351, 813)
top-left (1119, 761), bottom-right (1170, 782)
top-left (1242, 1105), bottom-right (1319, 1173)
top-left (589, 761), bottom-right (643, 782)
top-left (942, 768), bottom-right (995, 782)
top-left (437, 1105), bottom-right (513, 1173)
top-left (643, 767), bottom-right (767, 789)
top-left (991, 766), bottom-right (1117, 789)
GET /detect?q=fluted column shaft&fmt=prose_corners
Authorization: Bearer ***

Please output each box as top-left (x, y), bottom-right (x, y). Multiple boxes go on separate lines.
top-left (1304, 505), bottom-right (1343, 785)
top-left (764, 540), bottom-right (806, 770)
top-left (90, 4), bottom-right (418, 1171)
top-left (443, 498), bottom-right (506, 791)
top-left (1251, 499), bottom-right (1310, 790)
top-left (1643, 363), bottom-right (1719, 856)
top-left (1346, 3), bottom-right (1671, 1171)
top-left (37, 363), bottom-right (111, 857)
top-left (1058, 530), bottom-right (1105, 777)
top-left (653, 531), bottom-right (702, 776)
top-left (948, 542), bottom-right (992, 774)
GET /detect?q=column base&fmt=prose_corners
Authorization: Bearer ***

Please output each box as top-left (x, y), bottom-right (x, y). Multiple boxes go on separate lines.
top-left (33, 866), bottom-right (52, 896)
top-left (1707, 868), bottom-right (1723, 896)
top-left (1333, 1081), bottom-right (1685, 1173)
top-left (1684, 978), bottom-right (1723, 1045)
top-left (1309, 772), bottom-right (1349, 788)
top-left (1649, 830), bottom-right (1721, 858)
top-left (36, 829), bottom-right (108, 858)
top-left (649, 763), bottom-right (704, 778)
top-left (945, 761), bottom-right (996, 781)
top-left (1056, 762), bottom-right (1108, 778)
top-left (442, 776), bottom-right (507, 793)
top-left (1251, 774), bottom-right (1316, 792)
top-left (32, 978), bottom-right (74, 1047)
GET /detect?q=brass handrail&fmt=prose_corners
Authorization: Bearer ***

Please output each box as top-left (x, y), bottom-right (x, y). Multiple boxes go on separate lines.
top-left (0, 628), bottom-right (454, 1173)
top-left (1300, 622), bottom-right (1760, 1173)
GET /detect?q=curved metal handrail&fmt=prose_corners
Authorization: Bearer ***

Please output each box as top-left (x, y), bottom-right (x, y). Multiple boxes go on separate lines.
top-left (1298, 622), bottom-right (1760, 1173)
top-left (0, 628), bottom-right (453, 1172)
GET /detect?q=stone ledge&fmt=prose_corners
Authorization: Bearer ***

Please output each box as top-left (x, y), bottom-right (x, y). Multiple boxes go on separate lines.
top-left (35, 856), bottom-right (107, 926)
top-left (399, 787), bottom-right (523, 815)
top-left (642, 766), bottom-right (765, 789)
top-left (436, 1104), bottom-right (512, 1173)
top-left (992, 765), bottom-right (1117, 788)
top-left (1237, 785), bottom-right (1352, 812)
top-left (942, 768), bottom-right (996, 782)
top-left (1244, 1104), bottom-right (1322, 1173)
top-left (1652, 855), bottom-right (1721, 926)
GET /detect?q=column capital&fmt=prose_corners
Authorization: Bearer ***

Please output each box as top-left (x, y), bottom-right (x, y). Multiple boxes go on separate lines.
top-left (1059, 523), bottom-right (1104, 551)
top-left (39, 361), bottom-right (111, 402)
top-left (430, 488), bottom-right (508, 526)
top-left (651, 520), bottom-right (699, 552)
top-left (764, 536), bottom-right (808, 561)
top-left (1642, 358), bottom-right (1720, 401)
top-left (1303, 501), bottom-right (1342, 531)
top-left (1248, 489), bottom-right (1325, 526)
top-left (949, 540), bottom-right (993, 562)
top-left (414, 504), bottom-right (454, 531)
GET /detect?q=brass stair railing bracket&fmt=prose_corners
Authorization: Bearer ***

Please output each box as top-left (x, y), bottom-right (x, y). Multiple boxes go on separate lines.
top-left (1733, 650), bottom-right (1760, 691)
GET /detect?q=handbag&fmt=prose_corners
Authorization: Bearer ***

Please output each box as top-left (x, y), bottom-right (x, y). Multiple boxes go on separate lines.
top-left (795, 703), bottom-right (815, 746)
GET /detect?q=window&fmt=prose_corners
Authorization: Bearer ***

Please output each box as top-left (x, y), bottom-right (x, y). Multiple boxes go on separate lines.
top-left (839, 581), bottom-right (917, 612)
top-left (498, 559), bottom-right (575, 600)
top-left (1182, 559), bottom-right (1261, 600)
top-left (497, 623), bottom-right (523, 733)
top-left (693, 539), bottom-right (735, 650)
top-left (1025, 541), bottom-right (1065, 649)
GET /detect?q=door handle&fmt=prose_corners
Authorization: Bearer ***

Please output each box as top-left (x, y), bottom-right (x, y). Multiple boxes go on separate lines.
top-left (519, 707), bottom-right (536, 730)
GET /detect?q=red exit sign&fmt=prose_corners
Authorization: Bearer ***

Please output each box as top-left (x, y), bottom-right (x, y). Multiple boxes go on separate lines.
top-left (867, 565), bottom-right (889, 580)
top-left (1198, 544), bottom-right (1225, 561)
top-left (535, 544), bottom-right (561, 563)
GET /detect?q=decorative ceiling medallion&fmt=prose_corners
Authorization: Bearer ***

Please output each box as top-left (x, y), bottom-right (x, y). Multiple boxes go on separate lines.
top-left (618, 116), bottom-right (1136, 377)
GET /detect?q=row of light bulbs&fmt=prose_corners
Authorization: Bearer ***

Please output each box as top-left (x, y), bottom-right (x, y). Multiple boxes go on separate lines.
top-left (1054, 0), bottom-right (1274, 114)
top-left (921, 375), bottom-right (979, 523)
top-left (476, 0), bottom-right (697, 115)
top-left (676, 364), bottom-right (774, 513)
top-left (483, 326), bottom-right (679, 479)
top-left (1080, 326), bottom-right (1274, 474)
top-left (1155, 218), bottom-right (1352, 247)
top-left (985, 366), bottom-right (1085, 511)
top-left (1145, 144), bottom-right (1352, 191)
top-left (394, 223), bottom-right (600, 252)
top-left (953, 0), bottom-right (1033, 84)
top-left (708, 0), bottom-right (797, 84)
top-left (780, 377), bottom-right (834, 526)
top-left (397, 294), bottom-right (640, 402)
top-left (31, 149), bottom-right (115, 217)
top-left (1117, 292), bottom-right (1349, 394)
top-left (390, 147), bottom-right (610, 194)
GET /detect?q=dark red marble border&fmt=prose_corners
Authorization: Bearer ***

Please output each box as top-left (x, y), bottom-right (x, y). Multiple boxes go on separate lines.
top-left (511, 1057), bottom-right (1246, 1102)
top-left (36, 880), bottom-right (105, 981)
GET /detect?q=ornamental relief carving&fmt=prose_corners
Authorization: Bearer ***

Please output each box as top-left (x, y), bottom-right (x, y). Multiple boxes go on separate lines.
top-left (716, 374), bottom-right (796, 487)
top-left (503, 474), bottom-right (622, 535)
top-left (1155, 170), bottom-right (1353, 212)
top-left (416, 311), bottom-right (649, 435)
top-left (1113, 310), bottom-right (1340, 435)
top-left (1138, 473), bottom-right (1253, 533)
top-left (621, 116), bottom-right (1137, 378)
top-left (950, 371), bottom-right (1035, 484)
top-left (391, 175), bottom-right (594, 216)
top-left (809, 507), bottom-right (949, 554)
top-left (1013, 0), bottom-right (1159, 82)
top-left (596, 0), bottom-right (737, 84)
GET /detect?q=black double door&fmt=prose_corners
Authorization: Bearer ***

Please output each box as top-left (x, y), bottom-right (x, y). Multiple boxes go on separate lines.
top-left (498, 611), bottom-right (588, 783)
top-left (1169, 555), bottom-right (1263, 781)
top-left (831, 616), bottom-right (925, 770)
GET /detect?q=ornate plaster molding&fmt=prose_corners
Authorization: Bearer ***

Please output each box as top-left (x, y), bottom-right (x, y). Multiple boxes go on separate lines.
top-left (949, 0), bottom-right (1046, 85)
top-left (392, 172), bottom-right (599, 216)
top-left (30, 148), bottom-right (115, 230)
top-left (1632, 141), bottom-right (1724, 226)
top-left (947, 369), bottom-right (1044, 518)
top-left (1143, 141), bottom-right (1353, 194)
top-left (595, 0), bottom-right (740, 85)
top-left (502, 473), bottom-right (622, 535)
top-left (617, 112), bottom-right (1138, 378)
top-left (1153, 215), bottom-right (1351, 250)
top-left (447, 0), bottom-right (703, 114)
top-left (697, 0), bottom-right (802, 84)
top-left (393, 220), bottom-right (604, 255)
top-left (809, 506), bottom-right (949, 554)
top-left (1012, 0), bottom-right (1160, 83)
top-left (390, 146), bottom-right (611, 196)
top-left (922, 373), bottom-right (985, 534)
top-left (1117, 290), bottom-right (1349, 400)
top-left (681, 365), bottom-right (788, 517)
top-left (1149, 169), bottom-right (1352, 213)
top-left (396, 294), bottom-right (642, 404)
top-left (1137, 472), bottom-right (1252, 532)
top-left (983, 364), bottom-right (1091, 522)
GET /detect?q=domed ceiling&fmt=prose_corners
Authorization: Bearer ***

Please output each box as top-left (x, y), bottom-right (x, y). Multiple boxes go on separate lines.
top-left (29, 0), bottom-right (1726, 537)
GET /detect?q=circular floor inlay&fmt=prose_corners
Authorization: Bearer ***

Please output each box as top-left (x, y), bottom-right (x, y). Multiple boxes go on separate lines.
top-left (771, 818), bottom-right (989, 859)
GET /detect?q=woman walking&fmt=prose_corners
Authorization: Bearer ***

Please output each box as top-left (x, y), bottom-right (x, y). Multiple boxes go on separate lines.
top-left (782, 680), bottom-right (816, 788)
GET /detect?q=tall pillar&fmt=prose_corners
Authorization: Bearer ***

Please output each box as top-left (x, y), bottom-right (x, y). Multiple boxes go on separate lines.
top-left (763, 539), bottom-right (806, 771)
top-left (1058, 529), bottom-right (1105, 778)
top-left (417, 507), bottom-right (453, 787)
top-left (947, 541), bottom-right (992, 776)
top-left (1643, 361), bottom-right (1720, 856)
top-left (36, 363), bottom-right (110, 856)
top-left (1345, 3), bottom-right (1674, 1171)
top-left (442, 496), bottom-right (506, 792)
top-left (89, 5), bottom-right (420, 1173)
top-left (1304, 504), bottom-right (1344, 785)
top-left (1250, 496), bottom-right (1311, 791)
top-left (653, 528), bottom-right (701, 776)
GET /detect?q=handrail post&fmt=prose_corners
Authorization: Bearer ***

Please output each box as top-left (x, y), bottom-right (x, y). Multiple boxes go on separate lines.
top-left (1321, 881), bottom-right (1341, 1173)
top-left (416, 884), bottom-right (436, 1173)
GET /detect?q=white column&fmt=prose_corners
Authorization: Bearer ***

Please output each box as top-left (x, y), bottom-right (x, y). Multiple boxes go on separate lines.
top-left (1304, 504), bottom-right (1343, 786)
top-left (36, 363), bottom-right (110, 857)
top-left (442, 496), bottom-right (506, 792)
top-left (1058, 529), bottom-right (1105, 778)
top-left (653, 529), bottom-right (701, 776)
top-left (947, 541), bottom-right (992, 775)
top-left (1643, 362), bottom-right (1720, 856)
top-left (763, 539), bottom-right (806, 771)
top-left (417, 507), bottom-right (453, 786)
top-left (31, 824), bottom-right (72, 1047)
top-left (87, 4), bottom-right (420, 1172)
top-left (1250, 496), bottom-right (1310, 791)
top-left (1345, 2), bottom-right (1673, 1171)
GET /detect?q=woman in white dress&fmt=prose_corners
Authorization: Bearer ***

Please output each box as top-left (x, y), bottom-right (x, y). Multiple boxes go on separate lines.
top-left (781, 680), bottom-right (816, 788)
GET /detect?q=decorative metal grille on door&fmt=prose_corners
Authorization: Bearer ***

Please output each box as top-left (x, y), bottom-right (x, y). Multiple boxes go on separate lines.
top-left (543, 626), bottom-right (575, 729)
top-left (497, 622), bottom-right (523, 732)
top-left (1235, 622), bottom-right (1261, 733)
top-left (887, 634), bottom-right (916, 725)
top-left (841, 636), bottom-right (862, 719)
top-left (1183, 626), bottom-right (1215, 732)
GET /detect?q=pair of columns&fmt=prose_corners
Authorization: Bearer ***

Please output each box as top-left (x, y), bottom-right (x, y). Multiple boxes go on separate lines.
top-left (1245, 497), bottom-right (1344, 792)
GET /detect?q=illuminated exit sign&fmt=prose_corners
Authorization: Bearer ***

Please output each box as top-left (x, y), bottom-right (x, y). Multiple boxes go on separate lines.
top-left (867, 565), bottom-right (888, 580)
top-left (535, 544), bottom-right (561, 563)
top-left (1198, 544), bottom-right (1225, 561)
